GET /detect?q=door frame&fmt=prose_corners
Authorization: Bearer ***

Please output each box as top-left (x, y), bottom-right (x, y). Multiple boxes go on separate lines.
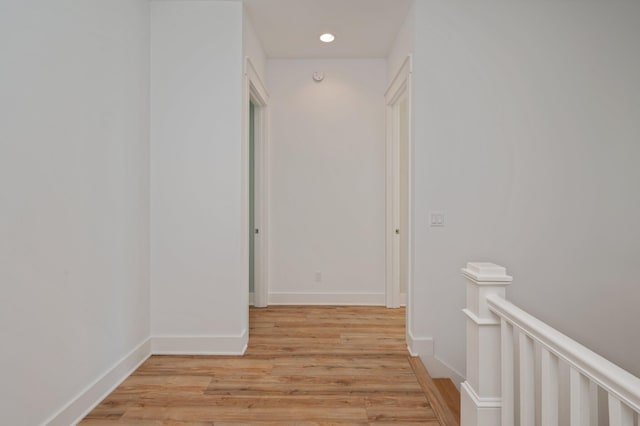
top-left (244, 57), bottom-right (269, 308)
top-left (385, 55), bottom-right (412, 310)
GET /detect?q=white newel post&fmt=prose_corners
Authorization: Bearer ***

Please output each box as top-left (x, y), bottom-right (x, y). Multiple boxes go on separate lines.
top-left (461, 262), bottom-right (512, 426)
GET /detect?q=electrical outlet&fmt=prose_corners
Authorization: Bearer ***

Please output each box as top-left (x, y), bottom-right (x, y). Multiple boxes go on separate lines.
top-left (314, 271), bottom-right (322, 282)
top-left (430, 212), bottom-right (445, 227)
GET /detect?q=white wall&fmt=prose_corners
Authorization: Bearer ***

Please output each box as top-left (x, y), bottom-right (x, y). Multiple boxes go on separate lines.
top-left (411, 0), bottom-right (640, 379)
top-left (0, 1), bottom-right (150, 424)
top-left (243, 7), bottom-right (267, 85)
top-left (150, 1), bottom-right (248, 352)
top-left (387, 1), bottom-right (415, 83)
top-left (267, 59), bottom-right (387, 304)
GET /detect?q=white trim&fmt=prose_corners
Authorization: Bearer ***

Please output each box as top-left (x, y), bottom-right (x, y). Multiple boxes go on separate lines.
top-left (244, 56), bottom-right (270, 309)
top-left (385, 55), bottom-right (413, 99)
top-left (268, 292), bottom-right (386, 306)
top-left (151, 330), bottom-right (248, 356)
top-left (45, 338), bottom-right (151, 426)
top-left (487, 294), bottom-right (640, 413)
top-left (461, 381), bottom-right (502, 426)
top-left (461, 382), bottom-right (502, 408)
top-left (406, 332), bottom-right (465, 386)
top-left (422, 355), bottom-right (466, 388)
top-left (45, 330), bottom-right (251, 424)
top-left (463, 308), bottom-right (501, 326)
top-left (385, 55), bottom-right (413, 314)
top-left (400, 292), bottom-right (407, 306)
top-left (461, 262), bottom-right (512, 283)
top-left (245, 57), bottom-right (269, 101)
top-left (407, 330), bottom-right (434, 357)
top-left (249, 291), bottom-right (254, 306)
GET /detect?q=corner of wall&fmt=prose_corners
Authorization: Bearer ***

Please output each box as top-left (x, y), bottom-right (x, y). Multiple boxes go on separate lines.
top-left (151, 329), bottom-right (248, 356)
top-left (386, 0), bottom-right (415, 85)
top-left (407, 331), bottom-right (464, 387)
top-left (44, 338), bottom-right (152, 426)
top-left (407, 330), bottom-right (434, 357)
top-left (46, 327), bottom-right (251, 425)
top-left (420, 355), bottom-right (465, 389)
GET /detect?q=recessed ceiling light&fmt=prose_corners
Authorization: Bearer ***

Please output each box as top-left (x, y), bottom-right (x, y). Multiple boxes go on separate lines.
top-left (320, 33), bottom-right (335, 43)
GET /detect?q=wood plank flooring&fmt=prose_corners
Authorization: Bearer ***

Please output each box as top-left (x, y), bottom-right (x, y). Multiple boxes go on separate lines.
top-left (81, 306), bottom-right (456, 425)
top-left (433, 379), bottom-right (461, 424)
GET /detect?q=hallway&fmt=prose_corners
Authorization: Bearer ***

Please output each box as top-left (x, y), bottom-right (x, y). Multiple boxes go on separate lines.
top-left (81, 306), bottom-right (458, 425)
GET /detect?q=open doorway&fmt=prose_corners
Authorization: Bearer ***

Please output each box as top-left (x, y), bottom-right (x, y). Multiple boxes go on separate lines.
top-left (246, 58), bottom-right (269, 308)
top-left (243, 0), bottom-right (414, 341)
top-left (385, 56), bottom-right (412, 310)
top-left (249, 100), bottom-right (257, 303)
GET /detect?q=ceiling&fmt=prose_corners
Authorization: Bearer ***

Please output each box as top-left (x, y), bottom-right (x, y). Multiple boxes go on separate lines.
top-left (243, 0), bottom-right (412, 59)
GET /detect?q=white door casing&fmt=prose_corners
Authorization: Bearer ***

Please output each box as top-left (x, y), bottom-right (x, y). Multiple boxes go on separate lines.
top-left (385, 55), bottom-right (412, 314)
top-left (244, 57), bottom-right (270, 308)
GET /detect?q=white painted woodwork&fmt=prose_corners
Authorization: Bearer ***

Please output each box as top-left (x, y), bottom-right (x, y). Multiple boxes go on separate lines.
top-left (589, 381), bottom-right (599, 425)
top-left (501, 319), bottom-right (515, 426)
top-left (385, 55), bottom-right (412, 309)
top-left (519, 332), bottom-right (536, 426)
top-left (541, 348), bottom-right (560, 426)
top-left (461, 262), bottom-right (512, 426)
top-left (570, 368), bottom-right (591, 426)
top-left (464, 263), bottom-right (640, 426)
top-left (486, 293), bottom-right (640, 417)
top-left (608, 394), bottom-right (634, 426)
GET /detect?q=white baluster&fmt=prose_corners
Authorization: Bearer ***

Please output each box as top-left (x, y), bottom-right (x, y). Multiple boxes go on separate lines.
top-left (501, 319), bottom-right (514, 426)
top-left (589, 381), bottom-right (599, 424)
top-left (482, 270), bottom-right (640, 426)
top-left (570, 367), bottom-right (590, 426)
top-left (608, 394), bottom-right (634, 426)
top-left (541, 348), bottom-right (559, 426)
top-left (519, 332), bottom-right (536, 426)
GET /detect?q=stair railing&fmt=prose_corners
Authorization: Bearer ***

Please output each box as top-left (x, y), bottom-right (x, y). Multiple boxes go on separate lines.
top-left (461, 262), bottom-right (640, 426)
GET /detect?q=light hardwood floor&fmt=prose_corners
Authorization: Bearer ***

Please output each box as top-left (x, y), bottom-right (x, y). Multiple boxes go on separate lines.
top-left (81, 306), bottom-right (459, 425)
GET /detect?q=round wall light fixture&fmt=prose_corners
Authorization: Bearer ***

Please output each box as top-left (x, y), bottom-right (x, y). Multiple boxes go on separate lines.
top-left (319, 33), bottom-right (335, 43)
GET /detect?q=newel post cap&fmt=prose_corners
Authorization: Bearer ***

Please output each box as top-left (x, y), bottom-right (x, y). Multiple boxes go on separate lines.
top-left (461, 262), bottom-right (512, 283)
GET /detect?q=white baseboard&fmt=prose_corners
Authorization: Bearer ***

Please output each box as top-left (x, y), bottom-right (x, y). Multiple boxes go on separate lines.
top-left (421, 355), bottom-right (465, 388)
top-left (406, 330), bottom-right (434, 357)
top-left (45, 338), bottom-right (152, 426)
top-left (461, 381), bottom-right (501, 424)
top-left (268, 292), bottom-right (386, 305)
top-left (151, 330), bottom-right (248, 355)
top-left (46, 330), bottom-right (249, 425)
top-left (406, 331), bottom-right (464, 387)
top-left (249, 292), bottom-right (254, 306)
top-left (400, 292), bottom-right (407, 306)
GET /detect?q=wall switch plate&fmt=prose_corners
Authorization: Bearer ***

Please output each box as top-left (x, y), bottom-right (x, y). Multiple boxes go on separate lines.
top-left (314, 271), bottom-right (322, 282)
top-left (430, 212), bottom-right (445, 227)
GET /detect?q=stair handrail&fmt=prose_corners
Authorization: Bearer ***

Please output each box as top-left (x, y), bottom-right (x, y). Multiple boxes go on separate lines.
top-left (487, 293), bottom-right (640, 413)
top-left (460, 262), bottom-right (640, 426)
